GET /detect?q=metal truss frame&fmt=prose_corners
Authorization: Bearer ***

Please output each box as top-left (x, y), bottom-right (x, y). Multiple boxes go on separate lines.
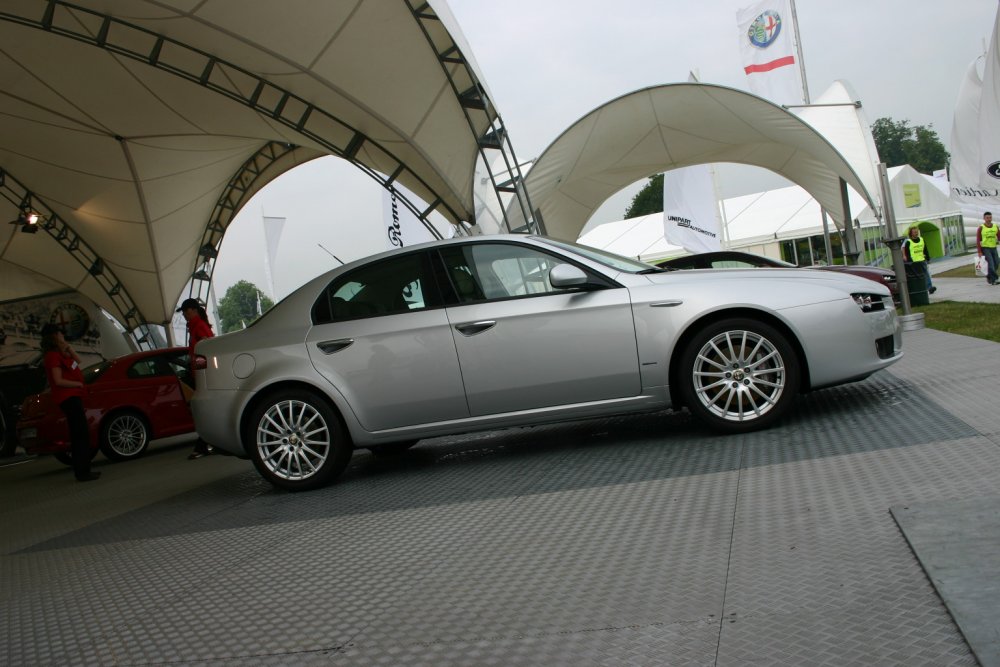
top-left (0, 0), bottom-right (540, 338)
top-left (0, 167), bottom-right (145, 337)
top-left (406, 1), bottom-right (543, 235)
top-left (185, 142), bottom-right (299, 307)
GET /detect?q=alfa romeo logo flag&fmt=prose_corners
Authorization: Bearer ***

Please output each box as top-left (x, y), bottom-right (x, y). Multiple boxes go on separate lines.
top-left (737, 0), bottom-right (805, 106)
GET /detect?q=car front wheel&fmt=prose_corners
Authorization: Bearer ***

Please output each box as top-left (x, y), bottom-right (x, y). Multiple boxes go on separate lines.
top-left (679, 318), bottom-right (800, 433)
top-left (247, 389), bottom-right (351, 491)
top-left (100, 412), bottom-right (151, 461)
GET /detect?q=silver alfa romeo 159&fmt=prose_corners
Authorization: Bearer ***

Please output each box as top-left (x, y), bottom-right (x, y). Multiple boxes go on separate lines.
top-left (191, 235), bottom-right (902, 490)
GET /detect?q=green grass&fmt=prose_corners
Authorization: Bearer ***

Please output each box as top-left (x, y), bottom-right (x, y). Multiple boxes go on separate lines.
top-left (909, 301), bottom-right (1000, 343)
top-left (934, 264), bottom-right (976, 278)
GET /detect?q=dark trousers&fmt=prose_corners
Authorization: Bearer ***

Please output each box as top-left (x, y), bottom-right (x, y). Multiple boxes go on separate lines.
top-left (59, 396), bottom-right (91, 479)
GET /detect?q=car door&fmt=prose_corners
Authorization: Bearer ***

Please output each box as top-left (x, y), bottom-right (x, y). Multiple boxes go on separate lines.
top-left (305, 250), bottom-right (469, 432)
top-left (103, 356), bottom-right (188, 436)
top-left (438, 241), bottom-right (641, 417)
top-left (159, 352), bottom-right (196, 434)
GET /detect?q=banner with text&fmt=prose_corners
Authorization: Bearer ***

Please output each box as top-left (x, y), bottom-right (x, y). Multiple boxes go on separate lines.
top-left (382, 187), bottom-right (435, 250)
top-left (663, 165), bottom-right (721, 254)
top-left (949, 4), bottom-right (1000, 230)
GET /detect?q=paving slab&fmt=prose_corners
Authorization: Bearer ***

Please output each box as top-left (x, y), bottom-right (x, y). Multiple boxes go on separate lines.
top-left (891, 498), bottom-right (1000, 667)
top-left (1, 326), bottom-right (998, 665)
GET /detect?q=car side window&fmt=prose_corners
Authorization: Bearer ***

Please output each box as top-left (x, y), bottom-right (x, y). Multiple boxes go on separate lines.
top-left (439, 243), bottom-right (578, 304)
top-left (312, 252), bottom-right (438, 324)
top-left (126, 358), bottom-right (161, 379)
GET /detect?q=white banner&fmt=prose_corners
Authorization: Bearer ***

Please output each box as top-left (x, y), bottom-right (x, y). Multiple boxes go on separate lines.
top-left (737, 0), bottom-right (805, 106)
top-left (663, 164), bottom-right (721, 254)
top-left (949, 5), bottom-right (1000, 238)
top-left (382, 187), bottom-right (434, 250)
top-left (261, 215), bottom-right (285, 299)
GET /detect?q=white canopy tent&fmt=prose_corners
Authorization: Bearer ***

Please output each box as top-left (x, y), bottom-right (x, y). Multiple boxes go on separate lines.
top-left (580, 166), bottom-right (961, 264)
top-left (513, 83), bottom-right (879, 243)
top-left (0, 0), bottom-right (525, 333)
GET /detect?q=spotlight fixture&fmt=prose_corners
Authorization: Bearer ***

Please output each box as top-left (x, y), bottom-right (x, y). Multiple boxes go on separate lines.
top-left (8, 209), bottom-right (41, 234)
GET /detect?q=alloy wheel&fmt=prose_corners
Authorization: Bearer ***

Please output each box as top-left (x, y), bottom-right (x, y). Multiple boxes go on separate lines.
top-left (691, 328), bottom-right (786, 423)
top-left (256, 399), bottom-right (332, 481)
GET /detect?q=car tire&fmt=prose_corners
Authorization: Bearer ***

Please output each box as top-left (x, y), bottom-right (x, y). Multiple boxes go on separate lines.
top-left (367, 440), bottom-right (418, 458)
top-left (54, 447), bottom-right (99, 466)
top-left (679, 317), bottom-right (800, 433)
top-left (99, 411), bottom-right (151, 461)
top-left (247, 389), bottom-right (352, 491)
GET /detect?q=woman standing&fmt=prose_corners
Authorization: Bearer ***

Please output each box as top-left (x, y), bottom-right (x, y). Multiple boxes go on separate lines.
top-left (177, 298), bottom-right (215, 459)
top-left (41, 323), bottom-right (99, 481)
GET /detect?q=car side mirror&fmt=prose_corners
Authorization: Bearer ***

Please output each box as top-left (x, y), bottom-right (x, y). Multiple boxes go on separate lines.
top-left (549, 263), bottom-right (592, 289)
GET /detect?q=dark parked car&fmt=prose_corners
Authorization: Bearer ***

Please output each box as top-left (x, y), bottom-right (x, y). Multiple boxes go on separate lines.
top-left (656, 251), bottom-right (900, 303)
top-left (0, 354), bottom-right (47, 457)
top-left (17, 347), bottom-right (195, 464)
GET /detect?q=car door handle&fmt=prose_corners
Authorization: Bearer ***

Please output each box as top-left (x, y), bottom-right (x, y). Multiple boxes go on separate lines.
top-left (455, 320), bottom-right (497, 336)
top-left (317, 338), bottom-right (354, 354)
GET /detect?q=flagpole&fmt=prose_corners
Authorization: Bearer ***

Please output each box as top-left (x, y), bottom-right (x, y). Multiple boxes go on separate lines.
top-left (710, 164), bottom-right (729, 250)
top-left (788, 0), bottom-right (810, 104)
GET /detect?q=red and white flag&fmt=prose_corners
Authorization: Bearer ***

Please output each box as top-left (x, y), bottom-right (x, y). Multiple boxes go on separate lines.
top-left (737, 0), bottom-right (805, 106)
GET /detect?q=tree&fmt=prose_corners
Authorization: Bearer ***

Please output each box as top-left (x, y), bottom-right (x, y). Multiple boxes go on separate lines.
top-left (870, 117), bottom-right (949, 174)
top-left (624, 174), bottom-right (663, 219)
top-left (217, 280), bottom-right (274, 333)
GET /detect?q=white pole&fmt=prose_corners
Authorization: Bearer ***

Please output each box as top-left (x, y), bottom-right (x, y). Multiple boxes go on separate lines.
top-left (712, 166), bottom-right (729, 250)
top-left (261, 207), bottom-right (276, 300)
top-left (788, 0), bottom-right (810, 104)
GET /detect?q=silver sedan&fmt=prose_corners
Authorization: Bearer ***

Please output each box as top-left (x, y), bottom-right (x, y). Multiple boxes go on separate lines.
top-left (191, 235), bottom-right (901, 490)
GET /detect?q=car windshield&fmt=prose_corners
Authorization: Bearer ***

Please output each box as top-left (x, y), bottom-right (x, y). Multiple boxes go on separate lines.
top-left (534, 237), bottom-right (659, 273)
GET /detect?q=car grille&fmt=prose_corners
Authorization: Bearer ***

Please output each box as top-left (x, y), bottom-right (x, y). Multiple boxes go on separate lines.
top-left (876, 335), bottom-right (895, 359)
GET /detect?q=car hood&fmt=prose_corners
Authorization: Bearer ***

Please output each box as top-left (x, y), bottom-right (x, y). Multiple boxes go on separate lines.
top-left (643, 267), bottom-right (891, 297)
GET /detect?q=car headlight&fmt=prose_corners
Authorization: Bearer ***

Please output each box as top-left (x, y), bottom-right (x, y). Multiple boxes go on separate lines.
top-left (851, 293), bottom-right (885, 312)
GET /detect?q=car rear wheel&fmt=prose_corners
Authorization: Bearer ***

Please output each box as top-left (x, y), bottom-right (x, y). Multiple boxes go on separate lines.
top-left (679, 318), bottom-right (800, 433)
top-left (100, 412), bottom-right (151, 461)
top-left (247, 389), bottom-right (351, 491)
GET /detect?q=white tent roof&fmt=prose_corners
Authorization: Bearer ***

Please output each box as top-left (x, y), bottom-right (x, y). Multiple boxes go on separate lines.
top-left (792, 80), bottom-right (883, 212)
top-left (0, 0), bottom-right (491, 327)
top-left (517, 83), bottom-right (878, 242)
top-left (580, 165), bottom-right (961, 262)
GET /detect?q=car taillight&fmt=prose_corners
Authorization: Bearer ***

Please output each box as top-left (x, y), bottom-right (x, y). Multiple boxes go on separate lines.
top-left (193, 355), bottom-right (208, 370)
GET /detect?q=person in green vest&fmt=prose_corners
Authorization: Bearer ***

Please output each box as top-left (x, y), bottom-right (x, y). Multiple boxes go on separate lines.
top-left (903, 226), bottom-right (936, 294)
top-left (977, 212), bottom-right (999, 286)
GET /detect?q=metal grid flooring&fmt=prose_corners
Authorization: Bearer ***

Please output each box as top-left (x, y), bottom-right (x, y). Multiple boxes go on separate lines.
top-left (1, 327), bottom-right (997, 666)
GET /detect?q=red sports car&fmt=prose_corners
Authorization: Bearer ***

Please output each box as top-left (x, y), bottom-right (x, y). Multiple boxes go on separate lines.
top-left (16, 347), bottom-right (195, 464)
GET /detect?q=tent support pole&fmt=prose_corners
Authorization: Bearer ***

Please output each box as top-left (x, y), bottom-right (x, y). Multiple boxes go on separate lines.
top-left (839, 178), bottom-right (860, 264)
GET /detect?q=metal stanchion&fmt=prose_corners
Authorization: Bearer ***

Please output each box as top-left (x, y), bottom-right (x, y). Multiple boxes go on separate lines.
top-left (879, 162), bottom-right (924, 330)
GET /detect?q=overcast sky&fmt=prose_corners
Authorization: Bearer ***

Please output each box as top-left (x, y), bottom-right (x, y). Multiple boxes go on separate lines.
top-left (210, 0), bottom-right (999, 307)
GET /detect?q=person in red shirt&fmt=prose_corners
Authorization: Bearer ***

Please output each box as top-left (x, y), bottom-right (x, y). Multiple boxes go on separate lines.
top-left (177, 298), bottom-right (215, 459)
top-left (41, 323), bottom-right (99, 481)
